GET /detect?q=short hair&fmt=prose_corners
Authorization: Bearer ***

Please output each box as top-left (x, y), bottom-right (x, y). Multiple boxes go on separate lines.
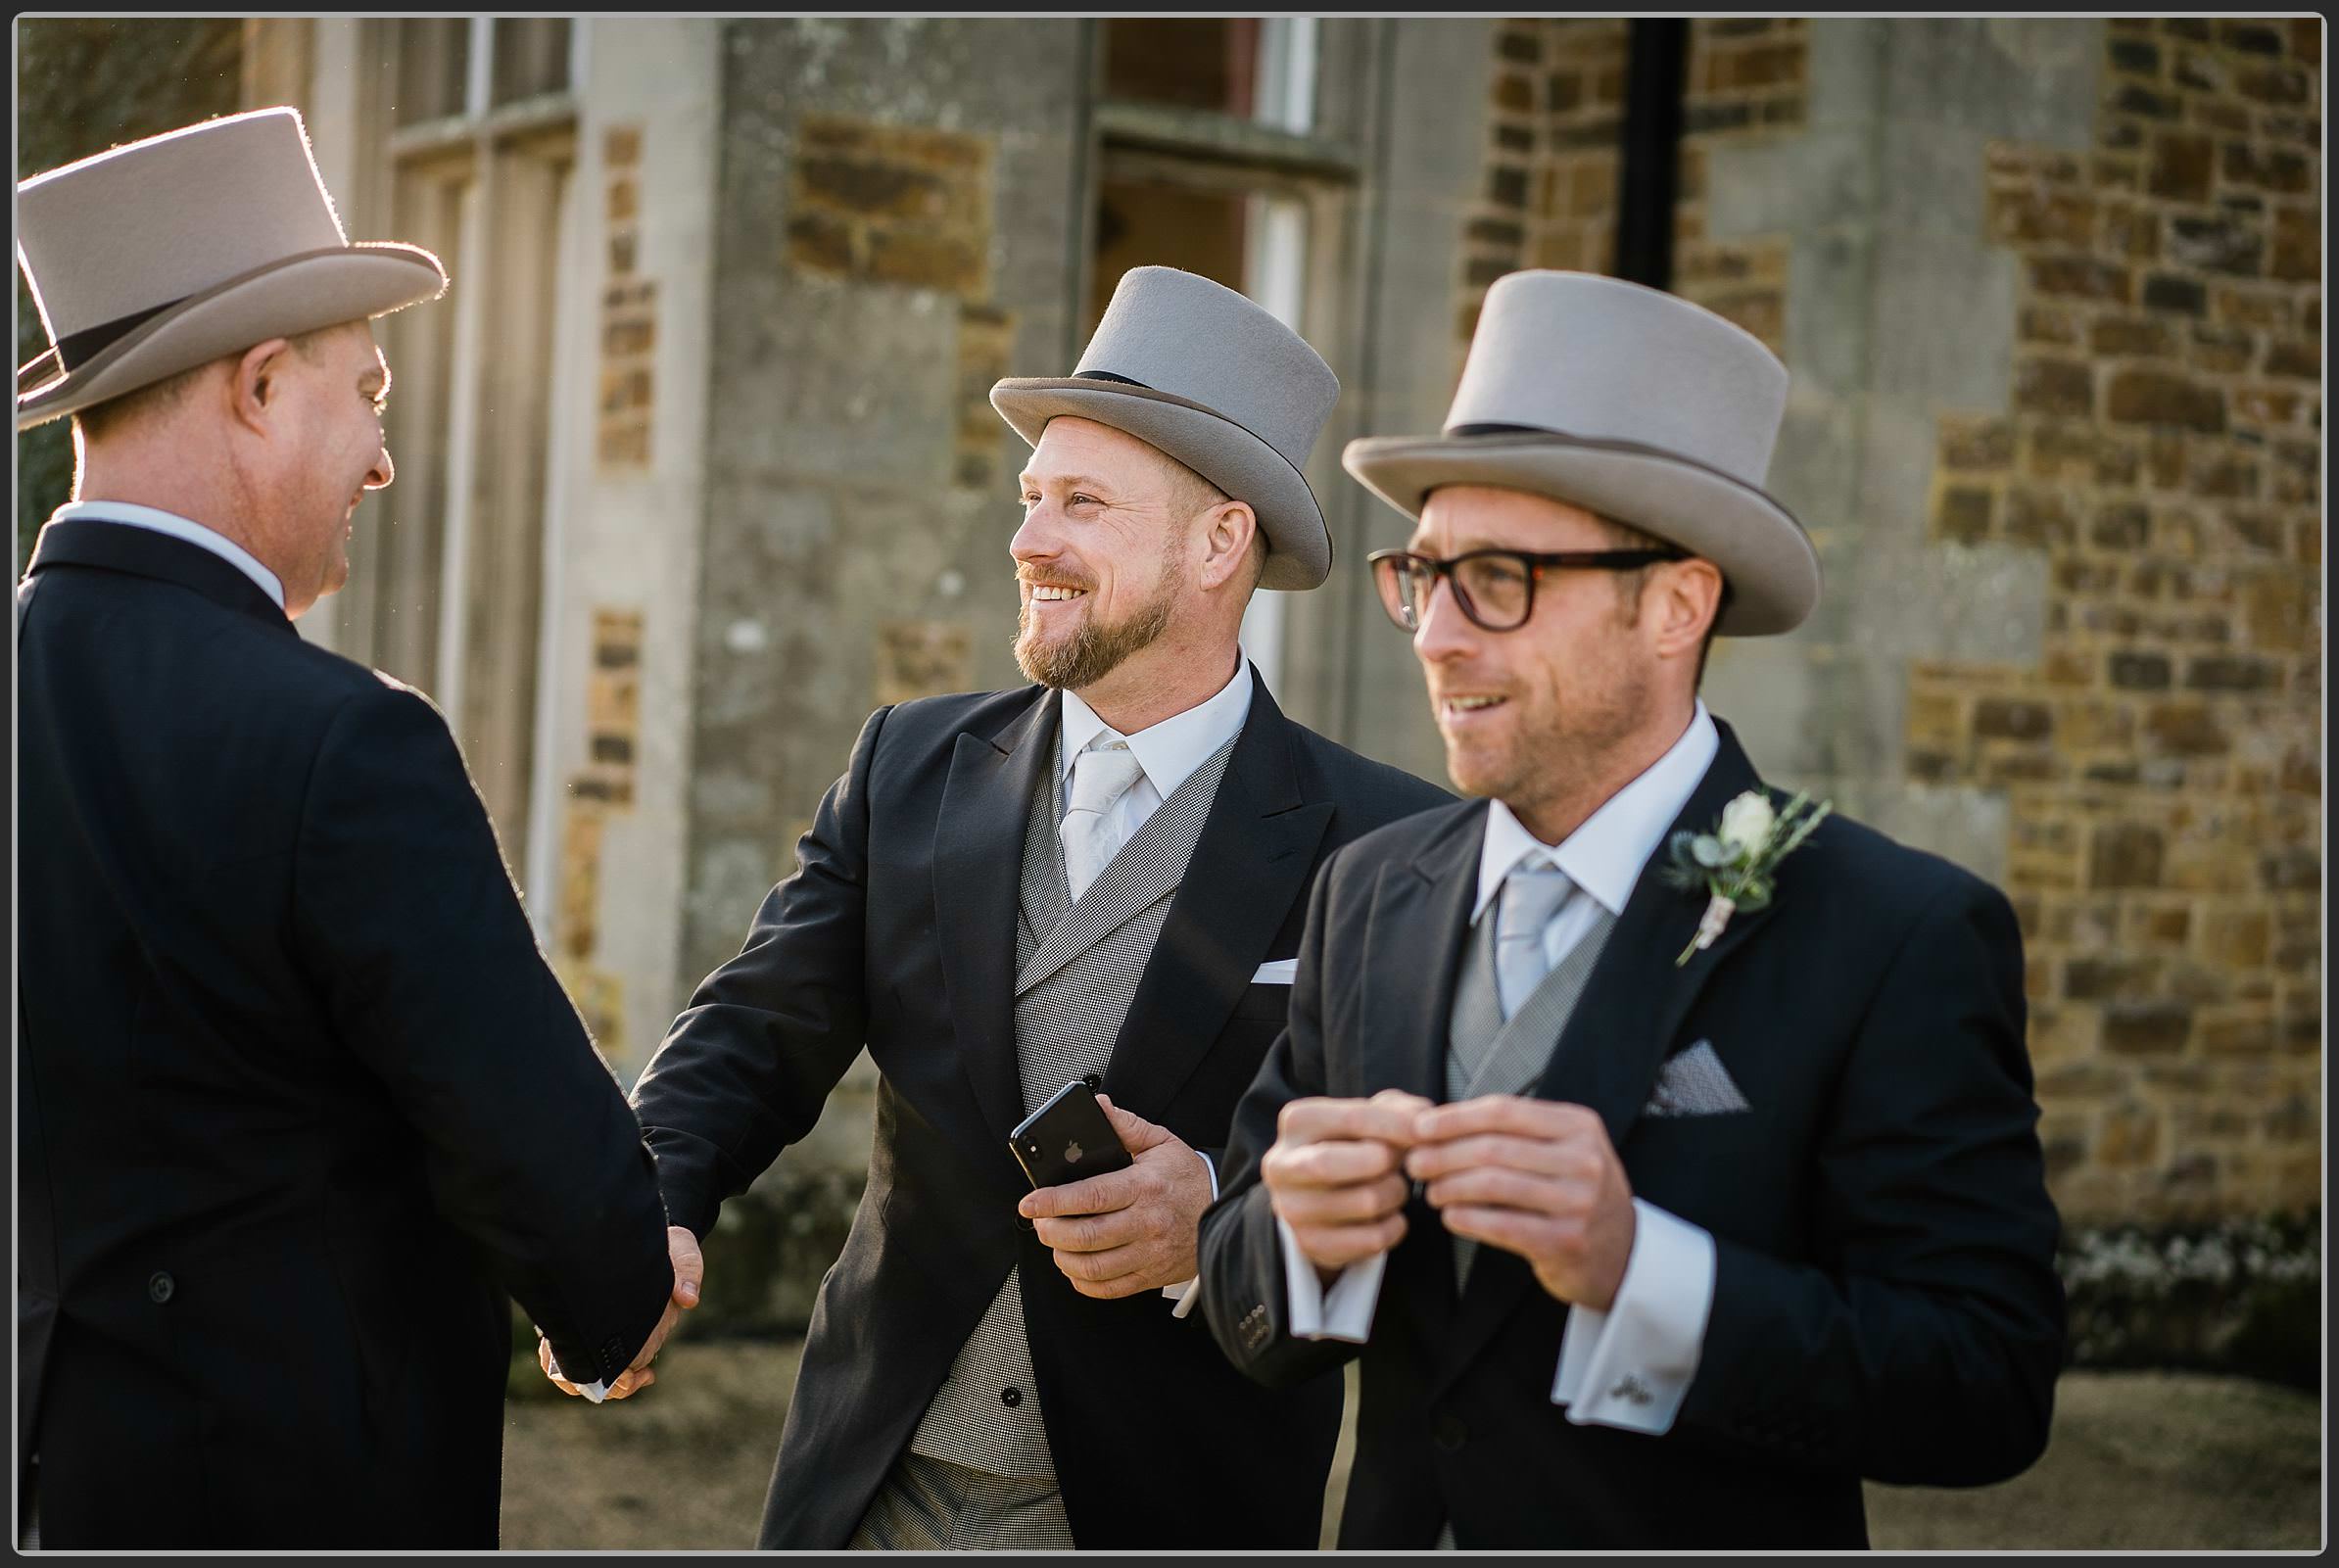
top-left (71, 360), bottom-right (209, 446)
top-left (1592, 512), bottom-right (1730, 689)
top-left (1162, 456), bottom-right (1269, 589)
top-left (1166, 458), bottom-right (1231, 520)
top-left (70, 323), bottom-right (354, 448)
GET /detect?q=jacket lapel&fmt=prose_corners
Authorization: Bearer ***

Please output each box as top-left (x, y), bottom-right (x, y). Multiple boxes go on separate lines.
top-left (933, 689), bottom-right (1059, 1147)
top-left (1101, 681), bottom-right (1332, 1115)
top-left (1376, 803), bottom-right (1491, 1107)
top-left (1439, 723), bottom-right (1775, 1387)
top-left (1345, 804), bottom-right (1490, 1344)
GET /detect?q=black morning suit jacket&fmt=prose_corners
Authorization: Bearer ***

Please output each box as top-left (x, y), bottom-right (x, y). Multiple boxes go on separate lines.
top-left (629, 676), bottom-right (1449, 1547)
top-left (17, 518), bottom-right (675, 1549)
top-left (1199, 720), bottom-right (2067, 1549)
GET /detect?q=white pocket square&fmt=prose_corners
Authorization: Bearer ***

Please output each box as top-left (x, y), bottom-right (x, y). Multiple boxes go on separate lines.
top-left (1643, 1040), bottom-right (1751, 1117)
top-left (1250, 959), bottom-right (1297, 984)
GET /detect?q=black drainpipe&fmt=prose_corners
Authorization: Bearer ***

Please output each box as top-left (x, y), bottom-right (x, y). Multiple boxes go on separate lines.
top-left (1613, 18), bottom-right (1690, 290)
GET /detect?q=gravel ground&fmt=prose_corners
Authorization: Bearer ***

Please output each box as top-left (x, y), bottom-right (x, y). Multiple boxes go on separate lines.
top-left (501, 1338), bottom-right (2321, 1550)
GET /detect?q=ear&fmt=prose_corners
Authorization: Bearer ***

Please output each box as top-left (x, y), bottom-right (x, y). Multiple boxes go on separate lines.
top-left (1647, 557), bottom-right (1726, 660)
top-left (227, 337), bottom-right (297, 437)
top-left (1195, 499), bottom-right (1260, 593)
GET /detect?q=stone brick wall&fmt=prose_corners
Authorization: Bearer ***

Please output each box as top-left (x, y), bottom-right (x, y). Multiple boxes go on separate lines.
top-left (1455, 18), bottom-right (1806, 355)
top-left (1671, 19), bottom-right (1805, 356)
top-left (684, 20), bottom-right (1089, 1175)
top-left (1914, 17), bottom-right (2320, 1223)
top-left (597, 125), bottom-right (658, 469)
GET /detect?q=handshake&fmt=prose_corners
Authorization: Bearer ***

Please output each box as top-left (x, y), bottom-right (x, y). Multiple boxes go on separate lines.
top-left (1261, 1088), bottom-right (1640, 1312)
top-left (535, 1091), bottom-right (1218, 1402)
top-left (540, 1225), bottom-right (706, 1402)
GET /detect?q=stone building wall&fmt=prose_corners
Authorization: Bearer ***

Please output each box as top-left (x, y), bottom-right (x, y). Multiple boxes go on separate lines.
top-left (1912, 17), bottom-right (2321, 1221)
top-left (1454, 17), bottom-right (1807, 356)
top-left (1449, 16), bottom-right (2322, 1225)
top-left (683, 18), bottom-right (1093, 1171)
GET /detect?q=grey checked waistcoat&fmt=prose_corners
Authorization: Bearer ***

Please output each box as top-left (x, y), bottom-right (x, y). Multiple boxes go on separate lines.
top-left (1443, 896), bottom-right (1618, 1285)
top-left (904, 726), bottom-right (1239, 1479)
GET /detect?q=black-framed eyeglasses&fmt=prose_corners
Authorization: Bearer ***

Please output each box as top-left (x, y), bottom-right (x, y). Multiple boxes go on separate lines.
top-left (1366, 546), bottom-right (1689, 633)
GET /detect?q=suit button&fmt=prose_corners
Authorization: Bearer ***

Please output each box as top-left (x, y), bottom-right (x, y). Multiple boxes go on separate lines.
top-left (147, 1271), bottom-right (175, 1305)
top-left (1082, 1073), bottom-right (1102, 1090)
top-left (1001, 1387), bottom-right (1022, 1408)
top-left (1433, 1415), bottom-right (1466, 1452)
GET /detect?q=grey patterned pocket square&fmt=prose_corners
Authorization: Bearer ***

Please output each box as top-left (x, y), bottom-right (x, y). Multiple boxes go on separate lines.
top-left (1643, 1040), bottom-right (1751, 1117)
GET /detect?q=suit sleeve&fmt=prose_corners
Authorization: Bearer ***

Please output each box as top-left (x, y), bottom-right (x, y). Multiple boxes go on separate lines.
top-left (293, 682), bottom-right (673, 1392)
top-left (626, 706), bottom-right (890, 1241)
top-left (1198, 850), bottom-right (1367, 1390)
top-left (1672, 876), bottom-right (2066, 1485)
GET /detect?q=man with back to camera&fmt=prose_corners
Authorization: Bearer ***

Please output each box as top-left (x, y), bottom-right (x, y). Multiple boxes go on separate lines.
top-left (1197, 269), bottom-right (2067, 1548)
top-left (560, 266), bottom-right (1450, 1547)
top-left (16, 108), bottom-right (693, 1549)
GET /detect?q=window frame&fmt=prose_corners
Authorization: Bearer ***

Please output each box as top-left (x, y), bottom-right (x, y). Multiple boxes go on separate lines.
top-left (343, 18), bottom-right (591, 911)
top-left (1084, 18), bottom-right (1361, 699)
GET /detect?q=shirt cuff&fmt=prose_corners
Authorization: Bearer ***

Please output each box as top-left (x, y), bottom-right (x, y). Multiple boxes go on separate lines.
top-left (1162, 1151), bottom-right (1220, 1306)
top-left (1277, 1213), bottom-right (1386, 1342)
top-left (576, 1378), bottom-right (610, 1404)
top-left (1550, 1198), bottom-right (1714, 1434)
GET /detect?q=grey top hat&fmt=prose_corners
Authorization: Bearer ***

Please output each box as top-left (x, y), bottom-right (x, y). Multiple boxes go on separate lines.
top-left (17, 107), bottom-right (448, 431)
top-left (991, 265), bottom-right (1340, 592)
top-left (1343, 270), bottom-right (1820, 636)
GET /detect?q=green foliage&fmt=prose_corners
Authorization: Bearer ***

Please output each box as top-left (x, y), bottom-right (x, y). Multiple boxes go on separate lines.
top-left (690, 1166), bottom-right (869, 1337)
top-left (16, 19), bottom-right (242, 561)
top-left (2060, 1211), bottom-right (2320, 1393)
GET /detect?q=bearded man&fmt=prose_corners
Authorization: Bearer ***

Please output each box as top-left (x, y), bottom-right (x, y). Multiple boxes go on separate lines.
top-left (564, 268), bottom-right (1448, 1547)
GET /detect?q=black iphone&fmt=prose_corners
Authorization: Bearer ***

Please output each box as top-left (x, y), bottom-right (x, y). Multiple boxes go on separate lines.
top-left (1009, 1078), bottom-right (1134, 1190)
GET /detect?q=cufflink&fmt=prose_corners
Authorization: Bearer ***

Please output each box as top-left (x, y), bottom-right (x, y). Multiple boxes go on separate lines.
top-left (1607, 1373), bottom-right (1653, 1405)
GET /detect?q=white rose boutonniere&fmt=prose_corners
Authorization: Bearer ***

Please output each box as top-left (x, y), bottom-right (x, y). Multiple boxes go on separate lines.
top-left (1717, 792), bottom-right (1777, 855)
top-left (1660, 788), bottom-right (1832, 967)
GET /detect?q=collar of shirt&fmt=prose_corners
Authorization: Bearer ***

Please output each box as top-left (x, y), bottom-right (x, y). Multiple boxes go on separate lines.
top-left (1471, 699), bottom-right (1721, 925)
top-left (1058, 658), bottom-right (1256, 802)
top-left (51, 500), bottom-right (287, 611)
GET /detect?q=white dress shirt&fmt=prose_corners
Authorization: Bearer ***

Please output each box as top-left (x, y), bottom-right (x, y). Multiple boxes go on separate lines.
top-left (1056, 658), bottom-right (1254, 839)
top-left (1056, 660), bottom-right (1254, 1312)
top-left (1278, 701), bottom-right (1723, 1436)
top-left (51, 500), bottom-right (287, 611)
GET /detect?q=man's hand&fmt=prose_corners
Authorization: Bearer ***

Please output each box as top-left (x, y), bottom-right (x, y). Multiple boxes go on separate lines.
top-left (1019, 1097), bottom-right (1211, 1299)
top-left (539, 1224), bottom-right (704, 1400)
top-left (1407, 1097), bottom-right (1636, 1310)
top-left (1259, 1089), bottom-right (1436, 1282)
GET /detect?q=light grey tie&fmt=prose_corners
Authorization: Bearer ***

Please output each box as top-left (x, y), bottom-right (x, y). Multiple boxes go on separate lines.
top-left (1060, 741), bottom-right (1146, 901)
top-left (1494, 860), bottom-right (1574, 1021)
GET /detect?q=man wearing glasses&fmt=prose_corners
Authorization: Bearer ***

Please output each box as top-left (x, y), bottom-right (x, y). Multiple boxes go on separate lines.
top-left (1198, 270), bottom-right (2065, 1548)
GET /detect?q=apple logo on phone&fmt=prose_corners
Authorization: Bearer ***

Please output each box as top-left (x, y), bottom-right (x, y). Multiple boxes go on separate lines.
top-left (1065, 1141), bottom-right (1084, 1164)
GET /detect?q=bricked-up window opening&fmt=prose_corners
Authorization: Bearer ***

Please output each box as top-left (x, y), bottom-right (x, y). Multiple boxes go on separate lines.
top-left (1089, 18), bottom-right (1331, 693)
top-left (348, 19), bottom-right (586, 891)
top-left (396, 17), bottom-right (573, 125)
top-left (393, 19), bottom-right (468, 126)
top-left (1106, 20), bottom-right (1259, 116)
top-left (1085, 156), bottom-right (1313, 693)
top-left (1614, 18), bottom-right (1689, 289)
top-left (1102, 18), bottom-right (1318, 132)
top-left (491, 18), bottom-right (571, 108)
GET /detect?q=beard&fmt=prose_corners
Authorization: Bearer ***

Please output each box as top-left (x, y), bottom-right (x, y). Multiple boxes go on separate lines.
top-left (1440, 641), bottom-right (1653, 817)
top-left (1012, 549), bottom-right (1185, 691)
